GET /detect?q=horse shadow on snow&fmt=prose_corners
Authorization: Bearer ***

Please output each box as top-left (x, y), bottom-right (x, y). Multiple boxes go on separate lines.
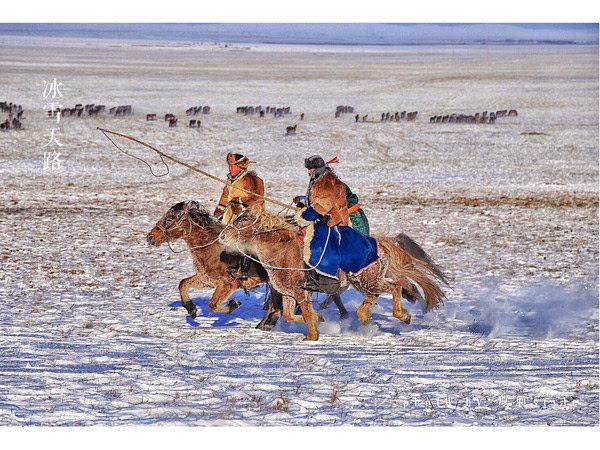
top-left (168, 287), bottom-right (434, 336)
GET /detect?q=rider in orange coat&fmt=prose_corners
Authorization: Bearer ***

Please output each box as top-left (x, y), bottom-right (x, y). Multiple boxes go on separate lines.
top-left (214, 153), bottom-right (265, 278)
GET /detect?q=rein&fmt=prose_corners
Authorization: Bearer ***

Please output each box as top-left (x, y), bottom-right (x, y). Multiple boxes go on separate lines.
top-left (156, 206), bottom-right (221, 254)
top-left (97, 127), bottom-right (295, 211)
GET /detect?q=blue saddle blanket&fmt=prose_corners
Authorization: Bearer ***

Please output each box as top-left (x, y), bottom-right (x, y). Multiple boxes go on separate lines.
top-left (305, 222), bottom-right (378, 278)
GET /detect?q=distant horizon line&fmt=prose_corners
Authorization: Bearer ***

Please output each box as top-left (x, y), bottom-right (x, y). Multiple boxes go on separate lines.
top-left (0, 34), bottom-right (596, 47)
top-left (0, 23), bottom-right (597, 45)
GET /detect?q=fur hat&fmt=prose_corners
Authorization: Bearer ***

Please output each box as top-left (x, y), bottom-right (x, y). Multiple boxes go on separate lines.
top-left (226, 153), bottom-right (250, 169)
top-left (304, 155), bottom-right (326, 169)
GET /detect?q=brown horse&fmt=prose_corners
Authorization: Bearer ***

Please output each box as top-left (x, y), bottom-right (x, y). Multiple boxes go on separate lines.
top-left (219, 210), bottom-right (447, 339)
top-left (146, 201), bottom-right (346, 331)
top-left (146, 201), bottom-right (279, 323)
top-left (218, 211), bottom-right (322, 340)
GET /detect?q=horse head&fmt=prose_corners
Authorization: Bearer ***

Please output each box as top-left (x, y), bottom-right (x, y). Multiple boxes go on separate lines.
top-left (146, 200), bottom-right (220, 247)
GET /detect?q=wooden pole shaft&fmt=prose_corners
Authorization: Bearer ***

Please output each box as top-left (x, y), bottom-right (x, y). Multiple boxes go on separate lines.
top-left (97, 127), bottom-right (295, 210)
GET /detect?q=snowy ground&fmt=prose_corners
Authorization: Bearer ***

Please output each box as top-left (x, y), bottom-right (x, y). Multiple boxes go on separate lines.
top-left (0, 37), bottom-right (598, 425)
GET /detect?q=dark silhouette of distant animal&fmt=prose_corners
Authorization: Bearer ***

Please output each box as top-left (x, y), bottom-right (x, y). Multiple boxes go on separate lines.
top-left (336, 105), bottom-right (354, 114)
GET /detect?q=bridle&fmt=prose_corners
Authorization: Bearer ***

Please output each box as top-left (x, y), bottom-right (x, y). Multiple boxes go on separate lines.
top-left (154, 203), bottom-right (221, 253)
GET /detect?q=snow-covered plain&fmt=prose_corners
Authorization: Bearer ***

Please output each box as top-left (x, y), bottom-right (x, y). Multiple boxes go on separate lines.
top-left (0, 37), bottom-right (598, 425)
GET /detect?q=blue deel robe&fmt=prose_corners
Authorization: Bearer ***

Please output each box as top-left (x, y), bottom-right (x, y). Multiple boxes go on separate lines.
top-left (301, 207), bottom-right (378, 279)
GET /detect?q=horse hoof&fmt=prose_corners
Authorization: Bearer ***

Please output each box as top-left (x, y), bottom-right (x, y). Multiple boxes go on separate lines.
top-left (226, 299), bottom-right (242, 313)
top-left (340, 311), bottom-right (349, 320)
top-left (397, 314), bottom-right (411, 324)
top-left (303, 335), bottom-right (319, 341)
top-left (189, 308), bottom-right (198, 319)
top-left (317, 313), bottom-right (325, 322)
top-left (256, 321), bottom-right (275, 331)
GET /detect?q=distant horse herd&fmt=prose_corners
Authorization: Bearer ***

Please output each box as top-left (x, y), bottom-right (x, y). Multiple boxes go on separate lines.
top-left (380, 111), bottom-right (418, 122)
top-left (429, 109), bottom-right (518, 124)
top-left (145, 105), bottom-right (212, 128)
top-left (236, 105), bottom-right (292, 118)
top-left (1, 99), bottom-right (521, 135)
top-left (1, 101), bottom-right (24, 130)
top-left (186, 105), bottom-right (211, 116)
top-left (335, 105), bottom-right (354, 118)
top-left (44, 103), bottom-right (133, 119)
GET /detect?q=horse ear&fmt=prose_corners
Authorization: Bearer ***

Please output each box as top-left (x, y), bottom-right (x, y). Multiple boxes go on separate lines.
top-left (190, 200), bottom-right (200, 209)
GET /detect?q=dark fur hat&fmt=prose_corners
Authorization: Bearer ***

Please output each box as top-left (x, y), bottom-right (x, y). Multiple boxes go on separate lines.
top-left (304, 155), bottom-right (326, 169)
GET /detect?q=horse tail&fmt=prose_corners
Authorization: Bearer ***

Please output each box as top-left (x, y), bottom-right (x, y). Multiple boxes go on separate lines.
top-left (378, 237), bottom-right (447, 312)
top-left (404, 263), bottom-right (446, 312)
top-left (394, 233), bottom-right (450, 286)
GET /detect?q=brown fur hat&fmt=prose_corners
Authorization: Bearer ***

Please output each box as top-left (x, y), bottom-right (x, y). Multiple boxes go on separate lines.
top-left (226, 153), bottom-right (250, 169)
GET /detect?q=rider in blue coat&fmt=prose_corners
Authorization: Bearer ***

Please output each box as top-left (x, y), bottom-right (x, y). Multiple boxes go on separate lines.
top-left (295, 155), bottom-right (378, 294)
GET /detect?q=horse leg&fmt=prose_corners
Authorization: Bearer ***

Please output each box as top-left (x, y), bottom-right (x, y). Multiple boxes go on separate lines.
top-left (356, 295), bottom-right (378, 325)
top-left (392, 287), bottom-right (411, 324)
top-left (256, 289), bottom-right (283, 331)
top-left (207, 282), bottom-right (239, 314)
top-left (332, 294), bottom-right (349, 320)
top-left (282, 296), bottom-right (305, 323)
top-left (299, 291), bottom-right (319, 341)
top-left (317, 282), bottom-right (348, 320)
top-left (178, 275), bottom-right (203, 318)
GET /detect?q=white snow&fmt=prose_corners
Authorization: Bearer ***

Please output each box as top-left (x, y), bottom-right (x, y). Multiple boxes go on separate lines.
top-left (0, 37), bottom-right (597, 425)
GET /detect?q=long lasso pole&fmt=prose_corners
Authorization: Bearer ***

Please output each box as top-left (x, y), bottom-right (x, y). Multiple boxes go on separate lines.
top-left (97, 127), bottom-right (295, 211)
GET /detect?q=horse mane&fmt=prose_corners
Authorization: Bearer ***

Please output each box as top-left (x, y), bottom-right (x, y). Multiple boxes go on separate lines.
top-left (168, 201), bottom-right (223, 233)
top-left (253, 211), bottom-right (298, 234)
top-left (187, 203), bottom-right (223, 233)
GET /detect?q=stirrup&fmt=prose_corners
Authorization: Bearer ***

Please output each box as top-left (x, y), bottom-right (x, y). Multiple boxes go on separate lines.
top-left (227, 267), bottom-right (248, 280)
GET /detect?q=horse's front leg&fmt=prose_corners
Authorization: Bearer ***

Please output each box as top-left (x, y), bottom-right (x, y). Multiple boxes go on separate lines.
top-left (208, 281), bottom-right (240, 314)
top-left (318, 292), bottom-right (349, 320)
top-left (178, 275), bottom-right (204, 318)
top-left (299, 291), bottom-right (319, 341)
top-left (282, 295), bottom-right (305, 323)
top-left (256, 289), bottom-right (283, 331)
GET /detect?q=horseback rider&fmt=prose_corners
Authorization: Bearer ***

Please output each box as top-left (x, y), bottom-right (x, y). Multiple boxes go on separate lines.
top-left (294, 158), bottom-right (370, 235)
top-left (214, 152), bottom-right (265, 278)
top-left (295, 155), bottom-right (378, 294)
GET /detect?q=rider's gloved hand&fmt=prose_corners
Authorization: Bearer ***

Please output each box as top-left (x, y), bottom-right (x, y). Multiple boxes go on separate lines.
top-left (294, 207), bottom-right (312, 228)
top-left (293, 195), bottom-right (307, 208)
top-left (301, 206), bottom-right (320, 222)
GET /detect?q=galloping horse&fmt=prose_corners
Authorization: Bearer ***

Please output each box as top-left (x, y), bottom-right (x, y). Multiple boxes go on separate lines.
top-left (219, 210), bottom-right (448, 340)
top-left (146, 201), bottom-right (347, 330)
top-left (146, 201), bottom-right (279, 325)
